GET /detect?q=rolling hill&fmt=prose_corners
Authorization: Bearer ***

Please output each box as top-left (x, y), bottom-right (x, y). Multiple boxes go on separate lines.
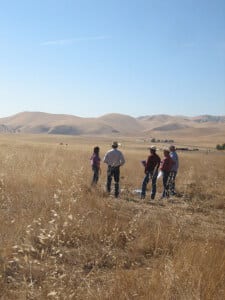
top-left (0, 112), bottom-right (224, 140)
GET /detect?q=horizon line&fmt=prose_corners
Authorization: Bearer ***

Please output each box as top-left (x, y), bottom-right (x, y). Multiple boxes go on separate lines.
top-left (0, 110), bottom-right (225, 119)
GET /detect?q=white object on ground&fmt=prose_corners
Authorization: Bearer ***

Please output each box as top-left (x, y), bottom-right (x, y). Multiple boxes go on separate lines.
top-left (157, 171), bottom-right (163, 179)
top-left (133, 189), bottom-right (142, 195)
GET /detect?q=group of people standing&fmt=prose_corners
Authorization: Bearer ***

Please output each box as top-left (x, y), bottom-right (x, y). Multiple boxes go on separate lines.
top-left (141, 145), bottom-right (178, 200)
top-left (90, 141), bottom-right (179, 200)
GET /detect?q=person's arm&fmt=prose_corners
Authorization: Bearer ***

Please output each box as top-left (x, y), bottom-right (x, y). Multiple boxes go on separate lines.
top-left (92, 155), bottom-right (96, 166)
top-left (98, 158), bottom-right (102, 175)
top-left (97, 157), bottom-right (101, 170)
top-left (160, 159), bottom-right (165, 171)
top-left (157, 156), bottom-right (161, 169)
top-left (175, 152), bottom-right (179, 170)
top-left (103, 152), bottom-right (108, 164)
top-left (145, 156), bottom-right (151, 173)
top-left (119, 152), bottom-right (125, 166)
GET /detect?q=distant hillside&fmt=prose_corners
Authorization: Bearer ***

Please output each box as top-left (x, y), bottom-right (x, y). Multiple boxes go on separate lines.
top-left (152, 123), bottom-right (189, 131)
top-left (0, 112), bottom-right (142, 136)
top-left (99, 113), bottom-right (144, 134)
top-left (192, 115), bottom-right (225, 123)
top-left (0, 111), bottom-right (224, 138)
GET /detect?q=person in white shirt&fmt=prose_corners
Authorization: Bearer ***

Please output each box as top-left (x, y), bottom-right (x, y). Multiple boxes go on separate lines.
top-left (103, 141), bottom-right (125, 198)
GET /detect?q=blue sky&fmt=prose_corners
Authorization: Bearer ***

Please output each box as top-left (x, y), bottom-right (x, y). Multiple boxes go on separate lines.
top-left (0, 0), bottom-right (225, 117)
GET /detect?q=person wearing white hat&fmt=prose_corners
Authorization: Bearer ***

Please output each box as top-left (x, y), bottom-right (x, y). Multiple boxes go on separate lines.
top-left (103, 141), bottom-right (125, 198)
top-left (141, 146), bottom-right (161, 200)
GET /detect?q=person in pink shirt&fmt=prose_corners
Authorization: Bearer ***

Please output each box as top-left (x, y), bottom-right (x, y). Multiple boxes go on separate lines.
top-left (160, 148), bottom-right (173, 198)
top-left (90, 146), bottom-right (101, 185)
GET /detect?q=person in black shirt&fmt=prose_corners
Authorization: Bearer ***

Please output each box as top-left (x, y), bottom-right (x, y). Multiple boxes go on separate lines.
top-left (141, 146), bottom-right (161, 200)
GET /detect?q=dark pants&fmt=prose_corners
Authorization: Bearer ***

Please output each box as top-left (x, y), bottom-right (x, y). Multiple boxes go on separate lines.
top-left (162, 171), bottom-right (170, 198)
top-left (107, 166), bottom-right (120, 197)
top-left (168, 171), bottom-right (177, 195)
top-left (141, 171), bottom-right (158, 199)
top-left (92, 165), bottom-right (99, 185)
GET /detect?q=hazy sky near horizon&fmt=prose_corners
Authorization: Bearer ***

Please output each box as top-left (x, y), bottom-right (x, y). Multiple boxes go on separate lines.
top-left (0, 0), bottom-right (225, 118)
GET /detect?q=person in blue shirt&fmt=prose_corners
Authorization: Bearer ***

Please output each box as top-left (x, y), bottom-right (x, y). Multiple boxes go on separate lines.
top-left (169, 145), bottom-right (179, 195)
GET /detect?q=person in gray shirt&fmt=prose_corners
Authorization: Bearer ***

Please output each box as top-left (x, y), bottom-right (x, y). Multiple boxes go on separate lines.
top-left (169, 145), bottom-right (179, 195)
top-left (103, 141), bottom-right (125, 198)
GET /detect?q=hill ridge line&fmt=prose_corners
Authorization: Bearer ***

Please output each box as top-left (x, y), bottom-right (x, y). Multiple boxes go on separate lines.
top-left (0, 111), bottom-right (225, 136)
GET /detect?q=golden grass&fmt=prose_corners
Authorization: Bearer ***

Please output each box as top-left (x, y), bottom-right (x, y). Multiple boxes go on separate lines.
top-left (0, 135), bottom-right (225, 299)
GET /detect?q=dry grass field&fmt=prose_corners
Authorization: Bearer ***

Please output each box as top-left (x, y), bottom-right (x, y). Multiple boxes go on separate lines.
top-left (0, 134), bottom-right (225, 299)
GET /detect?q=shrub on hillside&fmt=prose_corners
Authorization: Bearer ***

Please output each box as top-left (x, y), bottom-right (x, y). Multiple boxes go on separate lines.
top-left (216, 143), bottom-right (225, 150)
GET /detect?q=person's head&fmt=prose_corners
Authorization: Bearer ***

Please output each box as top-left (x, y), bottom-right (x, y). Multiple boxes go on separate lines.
top-left (169, 145), bottom-right (176, 152)
top-left (112, 141), bottom-right (118, 149)
top-left (149, 145), bottom-right (157, 154)
top-left (163, 148), bottom-right (170, 156)
top-left (93, 146), bottom-right (100, 154)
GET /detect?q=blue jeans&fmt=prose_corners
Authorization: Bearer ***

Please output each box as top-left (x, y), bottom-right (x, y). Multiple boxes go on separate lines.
top-left (92, 165), bottom-right (99, 185)
top-left (107, 166), bottom-right (120, 197)
top-left (168, 171), bottom-right (177, 195)
top-left (141, 171), bottom-right (158, 199)
top-left (162, 171), bottom-right (170, 198)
